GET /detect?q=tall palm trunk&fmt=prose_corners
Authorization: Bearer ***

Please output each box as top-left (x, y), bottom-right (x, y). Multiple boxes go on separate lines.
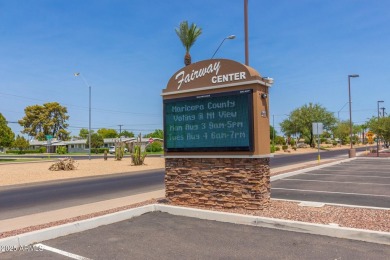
top-left (184, 52), bottom-right (191, 66)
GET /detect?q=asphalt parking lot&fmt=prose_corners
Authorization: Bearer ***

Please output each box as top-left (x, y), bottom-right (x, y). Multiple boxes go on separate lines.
top-left (272, 158), bottom-right (390, 208)
top-left (3, 212), bottom-right (390, 260)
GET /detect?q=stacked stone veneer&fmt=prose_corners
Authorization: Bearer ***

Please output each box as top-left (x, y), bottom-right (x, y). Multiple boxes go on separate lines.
top-left (165, 157), bottom-right (270, 210)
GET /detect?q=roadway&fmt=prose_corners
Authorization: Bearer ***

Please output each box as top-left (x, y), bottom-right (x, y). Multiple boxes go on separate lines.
top-left (0, 147), bottom-right (369, 220)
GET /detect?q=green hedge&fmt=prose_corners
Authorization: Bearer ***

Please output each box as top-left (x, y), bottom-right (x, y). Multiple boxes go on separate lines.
top-left (91, 148), bottom-right (109, 154)
top-left (6, 149), bottom-right (44, 154)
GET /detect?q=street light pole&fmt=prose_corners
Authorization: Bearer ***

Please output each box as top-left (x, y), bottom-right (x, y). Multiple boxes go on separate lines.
top-left (377, 101), bottom-right (384, 157)
top-left (74, 72), bottom-right (92, 160)
top-left (337, 102), bottom-right (349, 121)
top-left (348, 74), bottom-right (359, 158)
top-left (211, 35), bottom-right (236, 59)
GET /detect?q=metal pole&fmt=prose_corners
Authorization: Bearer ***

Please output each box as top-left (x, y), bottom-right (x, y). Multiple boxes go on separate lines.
top-left (348, 76), bottom-right (353, 150)
top-left (244, 0), bottom-right (249, 65)
top-left (89, 86), bottom-right (91, 160)
top-left (272, 115), bottom-right (275, 148)
top-left (377, 101), bottom-right (381, 157)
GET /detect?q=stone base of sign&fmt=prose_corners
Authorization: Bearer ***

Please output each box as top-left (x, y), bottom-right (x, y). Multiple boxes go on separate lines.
top-left (165, 157), bottom-right (270, 210)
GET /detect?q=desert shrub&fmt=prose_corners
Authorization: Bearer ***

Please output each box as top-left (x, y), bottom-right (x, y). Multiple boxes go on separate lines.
top-left (275, 146), bottom-right (280, 151)
top-left (292, 146), bottom-right (297, 151)
top-left (289, 139), bottom-right (296, 146)
top-left (131, 145), bottom-right (147, 165)
top-left (270, 145), bottom-right (276, 153)
top-left (282, 145), bottom-right (288, 151)
top-left (49, 158), bottom-right (78, 171)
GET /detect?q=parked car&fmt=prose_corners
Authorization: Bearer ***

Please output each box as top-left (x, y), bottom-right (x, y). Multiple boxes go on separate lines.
top-left (109, 146), bottom-right (128, 154)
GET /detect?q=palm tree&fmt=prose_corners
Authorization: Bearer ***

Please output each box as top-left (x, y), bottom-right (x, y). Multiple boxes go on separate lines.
top-left (175, 21), bottom-right (202, 66)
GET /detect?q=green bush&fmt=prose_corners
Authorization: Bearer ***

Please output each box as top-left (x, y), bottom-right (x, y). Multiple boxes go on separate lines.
top-left (39, 147), bottom-right (46, 153)
top-left (56, 146), bottom-right (67, 154)
top-left (91, 148), bottom-right (108, 154)
top-left (332, 141), bottom-right (338, 147)
top-left (282, 145), bottom-right (288, 151)
top-left (289, 139), bottom-right (296, 146)
top-left (274, 136), bottom-right (285, 145)
top-left (275, 146), bottom-right (280, 151)
top-left (270, 145), bottom-right (276, 153)
top-left (146, 142), bottom-right (163, 152)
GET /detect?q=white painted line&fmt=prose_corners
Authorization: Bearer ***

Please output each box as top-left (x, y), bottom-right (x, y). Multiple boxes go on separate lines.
top-left (300, 173), bottom-right (390, 179)
top-left (272, 198), bottom-right (390, 210)
top-left (34, 243), bottom-right (91, 260)
top-left (312, 169), bottom-right (390, 173)
top-left (282, 179), bottom-right (390, 186)
top-left (272, 188), bottom-right (390, 198)
top-left (271, 157), bottom-right (357, 182)
top-left (298, 201), bottom-right (325, 207)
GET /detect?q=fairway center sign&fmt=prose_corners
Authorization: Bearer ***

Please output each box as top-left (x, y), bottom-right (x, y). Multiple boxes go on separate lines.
top-left (165, 59), bottom-right (262, 93)
top-left (162, 59), bottom-right (273, 210)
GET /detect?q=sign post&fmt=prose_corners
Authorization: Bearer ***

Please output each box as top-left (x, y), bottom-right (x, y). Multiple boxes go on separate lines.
top-left (366, 131), bottom-right (374, 154)
top-left (312, 123), bottom-right (323, 163)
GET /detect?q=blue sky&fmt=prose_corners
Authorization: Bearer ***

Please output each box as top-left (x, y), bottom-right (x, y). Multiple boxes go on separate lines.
top-left (1, 0), bottom-right (389, 138)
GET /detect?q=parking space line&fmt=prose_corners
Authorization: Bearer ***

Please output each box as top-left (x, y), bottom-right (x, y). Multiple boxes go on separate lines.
top-left (272, 188), bottom-right (390, 198)
top-left (271, 198), bottom-right (390, 210)
top-left (301, 173), bottom-right (390, 179)
top-left (283, 179), bottom-right (390, 186)
top-left (311, 169), bottom-right (390, 173)
top-left (34, 243), bottom-right (91, 260)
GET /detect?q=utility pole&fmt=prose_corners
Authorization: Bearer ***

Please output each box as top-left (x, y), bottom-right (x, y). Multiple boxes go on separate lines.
top-left (381, 107), bottom-right (386, 117)
top-left (244, 0), bottom-right (249, 65)
top-left (118, 124), bottom-right (123, 135)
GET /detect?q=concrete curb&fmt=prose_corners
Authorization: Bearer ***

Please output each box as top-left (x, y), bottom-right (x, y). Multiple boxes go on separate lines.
top-left (155, 204), bottom-right (390, 246)
top-left (1, 203), bottom-right (389, 250)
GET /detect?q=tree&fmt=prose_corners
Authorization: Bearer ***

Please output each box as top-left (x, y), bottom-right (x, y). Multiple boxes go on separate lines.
top-left (0, 113), bottom-right (15, 148)
top-left (13, 135), bottom-right (29, 152)
top-left (119, 130), bottom-right (134, 138)
top-left (175, 20), bottom-right (202, 66)
top-left (144, 129), bottom-right (164, 139)
top-left (368, 116), bottom-right (390, 145)
top-left (280, 103), bottom-right (337, 147)
top-left (87, 133), bottom-right (104, 150)
top-left (333, 121), bottom-right (351, 145)
top-left (97, 128), bottom-right (118, 138)
top-left (270, 125), bottom-right (277, 141)
top-left (18, 102), bottom-right (70, 141)
top-left (79, 128), bottom-right (94, 139)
